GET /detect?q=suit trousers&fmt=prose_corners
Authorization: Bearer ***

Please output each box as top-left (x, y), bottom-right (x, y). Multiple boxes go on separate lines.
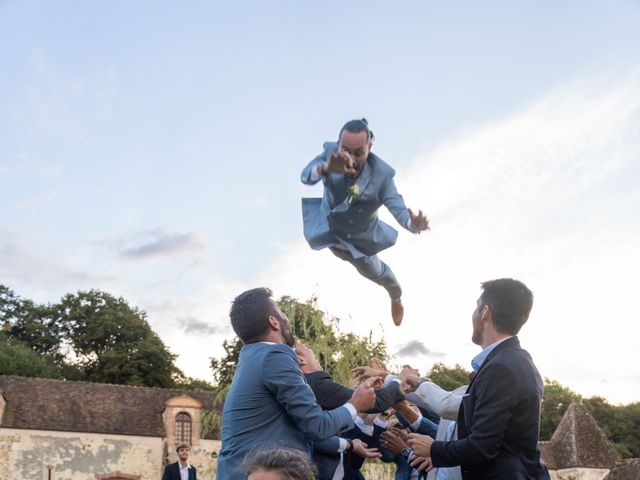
top-left (330, 247), bottom-right (402, 300)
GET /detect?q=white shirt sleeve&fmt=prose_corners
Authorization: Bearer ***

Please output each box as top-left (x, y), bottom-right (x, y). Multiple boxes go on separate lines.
top-left (405, 382), bottom-right (464, 421)
top-left (342, 402), bottom-right (358, 420)
top-left (410, 414), bottom-right (424, 431)
top-left (338, 438), bottom-right (348, 453)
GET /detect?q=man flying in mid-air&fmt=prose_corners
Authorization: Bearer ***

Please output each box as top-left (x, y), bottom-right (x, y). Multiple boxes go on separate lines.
top-left (301, 118), bottom-right (429, 326)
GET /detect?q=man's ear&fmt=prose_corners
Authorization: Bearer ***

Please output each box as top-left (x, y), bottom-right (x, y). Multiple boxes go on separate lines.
top-left (267, 315), bottom-right (280, 331)
top-left (480, 305), bottom-right (492, 323)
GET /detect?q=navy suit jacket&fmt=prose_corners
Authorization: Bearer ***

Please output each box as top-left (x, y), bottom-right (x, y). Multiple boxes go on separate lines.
top-left (301, 142), bottom-right (412, 259)
top-left (430, 337), bottom-right (550, 480)
top-left (304, 370), bottom-right (404, 479)
top-left (216, 343), bottom-right (354, 480)
top-left (161, 462), bottom-right (196, 480)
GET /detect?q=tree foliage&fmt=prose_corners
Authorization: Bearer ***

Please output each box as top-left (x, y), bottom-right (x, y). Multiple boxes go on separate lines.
top-left (209, 295), bottom-right (388, 389)
top-left (426, 363), bottom-right (471, 391)
top-left (1, 284), bottom-right (183, 388)
top-left (0, 332), bottom-right (64, 379)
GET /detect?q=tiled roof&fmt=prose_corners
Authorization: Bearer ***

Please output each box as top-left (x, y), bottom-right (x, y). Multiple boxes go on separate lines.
top-left (547, 401), bottom-right (620, 469)
top-left (605, 459), bottom-right (640, 479)
top-left (0, 375), bottom-right (219, 439)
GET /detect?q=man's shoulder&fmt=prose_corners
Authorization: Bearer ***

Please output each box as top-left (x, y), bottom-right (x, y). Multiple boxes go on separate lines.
top-left (322, 141), bottom-right (338, 153)
top-left (368, 153), bottom-right (395, 178)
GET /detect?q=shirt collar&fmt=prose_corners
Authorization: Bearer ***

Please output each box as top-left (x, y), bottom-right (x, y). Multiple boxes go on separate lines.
top-left (471, 336), bottom-right (512, 372)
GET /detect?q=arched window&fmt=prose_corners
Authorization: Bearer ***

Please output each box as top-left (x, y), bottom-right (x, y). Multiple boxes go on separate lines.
top-left (175, 412), bottom-right (192, 445)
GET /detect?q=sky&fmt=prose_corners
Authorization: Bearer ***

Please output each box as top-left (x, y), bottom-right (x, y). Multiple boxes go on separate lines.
top-left (1, 1), bottom-right (639, 403)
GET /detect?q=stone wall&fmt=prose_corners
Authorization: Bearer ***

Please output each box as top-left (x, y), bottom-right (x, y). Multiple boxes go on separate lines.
top-left (0, 428), bottom-right (221, 480)
top-left (550, 467), bottom-right (610, 480)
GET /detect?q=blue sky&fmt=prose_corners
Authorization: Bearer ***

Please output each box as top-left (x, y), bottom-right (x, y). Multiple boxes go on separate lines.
top-left (1, 1), bottom-right (640, 403)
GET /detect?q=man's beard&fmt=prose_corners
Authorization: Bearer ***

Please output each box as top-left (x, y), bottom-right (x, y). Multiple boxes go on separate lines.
top-left (279, 317), bottom-right (295, 347)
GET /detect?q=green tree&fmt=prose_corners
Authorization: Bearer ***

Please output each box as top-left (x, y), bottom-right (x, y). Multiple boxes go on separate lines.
top-left (0, 333), bottom-right (64, 379)
top-left (54, 289), bottom-right (182, 387)
top-left (540, 379), bottom-right (580, 440)
top-left (209, 295), bottom-right (388, 389)
top-left (2, 285), bottom-right (183, 388)
top-left (426, 363), bottom-right (472, 391)
top-left (1, 285), bottom-right (63, 362)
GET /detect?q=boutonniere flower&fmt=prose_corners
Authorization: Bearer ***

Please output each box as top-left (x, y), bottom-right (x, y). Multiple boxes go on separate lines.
top-left (347, 184), bottom-right (359, 203)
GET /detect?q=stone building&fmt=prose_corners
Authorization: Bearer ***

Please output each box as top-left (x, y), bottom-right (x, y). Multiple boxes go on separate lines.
top-left (0, 375), bottom-right (221, 480)
top-left (2, 375), bottom-right (639, 480)
top-left (540, 402), bottom-right (640, 480)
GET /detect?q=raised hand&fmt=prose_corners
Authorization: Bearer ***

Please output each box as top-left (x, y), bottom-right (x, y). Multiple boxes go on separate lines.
top-left (371, 357), bottom-right (389, 372)
top-left (398, 365), bottom-right (422, 392)
top-left (351, 439), bottom-right (382, 459)
top-left (407, 433), bottom-right (434, 458)
top-left (408, 208), bottom-right (430, 232)
top-left (323, 150), bottom-right (358, 176)
top-left (351, 365), bottom-right (388, 383)
top-left (348, 376), bottom-right (378, 412)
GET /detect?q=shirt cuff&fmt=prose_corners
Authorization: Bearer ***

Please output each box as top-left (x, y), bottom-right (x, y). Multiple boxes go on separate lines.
top-left (338, 438), bottom-right (348, 453)
top-left (406, 217), bottom-right (418, 233)
top-left (384, 374), bottom-right (400, 386)
top-left (309, 164), bottom-right (324, 182)
top-left (342, 402), bottom-right (358, 420)
top-left (410, 414), bottom-right (424, 431)
top-left (374, 416), bottom-right (390, 428)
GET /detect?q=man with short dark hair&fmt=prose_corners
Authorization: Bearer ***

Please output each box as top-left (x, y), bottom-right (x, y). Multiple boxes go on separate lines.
top-left (301, 118), bottom-right (430, 326)
top-left (407, 278), bottom-right (550, 480)
top-left (162, 444), bottom-right (196, 480)
top-left (216, 288), bottom-right (377, 480)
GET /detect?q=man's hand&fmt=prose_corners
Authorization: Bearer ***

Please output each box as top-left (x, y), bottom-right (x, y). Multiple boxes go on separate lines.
top-left (408, 208), bottom-right (430, 231)
top-left (352, 366), bottom-right (388, 383)
top-left (351, 438), bottom-right (382, 459)
top-left (321, 151), bottom-right (358, 177)
top-left (410, 456), bottom-right (434, 473)
top-left (380, 428), bottom-right (409, 455)
top-left (371, 357), bottom-right (389, 373)
top-left (398, 365), bottom-right (422, 392)
top-left (348, 377), bottom-right (378, 412)
top-left (394, 400), bottom-right (419, 423)
top-left (407, 433), bottom-right (434, 458)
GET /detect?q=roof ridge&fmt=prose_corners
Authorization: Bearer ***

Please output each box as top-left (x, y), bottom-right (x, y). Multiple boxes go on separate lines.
top-left (0, 374), bottom-right (215, 394)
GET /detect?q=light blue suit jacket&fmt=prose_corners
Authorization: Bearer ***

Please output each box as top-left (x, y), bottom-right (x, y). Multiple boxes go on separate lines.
top-left (216, 343), bottom-right (354, 480)
top-left (301, 142), bottom-right (412, 259)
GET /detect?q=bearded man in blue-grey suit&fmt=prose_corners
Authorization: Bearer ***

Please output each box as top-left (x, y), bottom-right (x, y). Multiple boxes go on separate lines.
top-left (301, 118), bottom-right (430, 326)
top-left (216, 287), bottom-right (377, 480)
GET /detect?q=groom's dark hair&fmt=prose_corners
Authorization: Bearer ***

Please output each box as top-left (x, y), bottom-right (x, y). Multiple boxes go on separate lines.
top-left (479, 278), bottom-right (533, 335)
top-left (230, 287), bottom-right (278, 343)
top-left (338, 118), bottom-right (375, 143)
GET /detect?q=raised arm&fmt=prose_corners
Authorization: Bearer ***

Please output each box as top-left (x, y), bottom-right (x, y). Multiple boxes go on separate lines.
top-left (405, 381), bottom-right (464, 421)
top-left (263, 347), bottom-right (375, 442)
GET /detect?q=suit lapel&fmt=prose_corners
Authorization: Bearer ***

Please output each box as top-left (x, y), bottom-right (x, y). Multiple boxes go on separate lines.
top-left (333, 157), bottom-right (374, 213)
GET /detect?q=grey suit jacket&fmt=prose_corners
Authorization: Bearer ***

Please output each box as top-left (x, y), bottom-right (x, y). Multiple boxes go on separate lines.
top-left (301, 142), bottom-right (411, 258)
top-left (216, 343), bottom-right (354, 480)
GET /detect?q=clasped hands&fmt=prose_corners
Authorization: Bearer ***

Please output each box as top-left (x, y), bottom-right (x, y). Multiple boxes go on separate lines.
top-left (351, 361), bottom-right (424, 395)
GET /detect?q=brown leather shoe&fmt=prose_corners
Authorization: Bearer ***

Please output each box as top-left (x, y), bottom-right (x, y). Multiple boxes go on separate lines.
top-left (391, 299), bottom-right (404, 326)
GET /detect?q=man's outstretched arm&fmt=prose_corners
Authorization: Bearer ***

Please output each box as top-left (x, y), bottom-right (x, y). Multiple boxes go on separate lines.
top-left (263, 346), bottom-right (375, 442)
